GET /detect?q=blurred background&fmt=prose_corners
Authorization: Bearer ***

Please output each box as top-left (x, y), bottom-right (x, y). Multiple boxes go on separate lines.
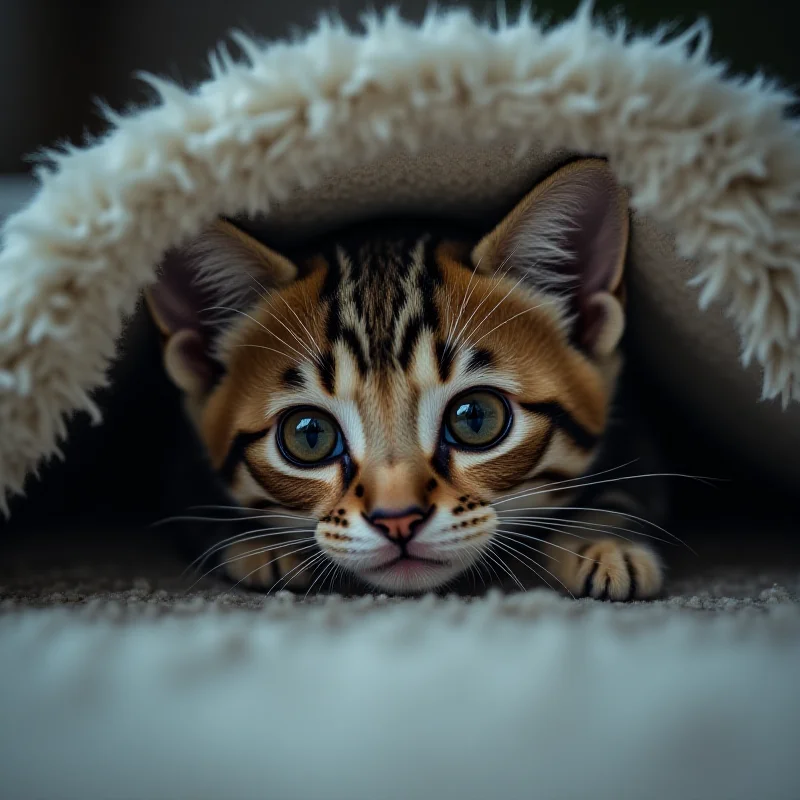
top-left (1, 0), bottom-right (797, 176)
top-left (0, 0), bottom-right (796, 550)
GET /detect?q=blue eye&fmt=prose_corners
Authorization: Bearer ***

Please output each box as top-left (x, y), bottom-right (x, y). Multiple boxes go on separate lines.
top-left (278, 407), bottom-right (345, 466)
top-left (443, 389), bottom-right (511, 450)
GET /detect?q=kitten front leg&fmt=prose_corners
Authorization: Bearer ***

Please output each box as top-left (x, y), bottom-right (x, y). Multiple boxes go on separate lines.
top-left (544, 505), bottom-right (664, 601)
top-left (221, 538), bottom-right (320, 592)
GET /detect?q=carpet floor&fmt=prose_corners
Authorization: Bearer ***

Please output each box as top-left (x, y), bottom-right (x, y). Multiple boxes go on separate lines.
top-left (1, 521), bottom-right (799, 800)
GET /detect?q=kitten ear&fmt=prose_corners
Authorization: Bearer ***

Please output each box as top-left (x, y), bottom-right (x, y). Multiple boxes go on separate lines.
top-left (471, 159), bottom-right (630, 357)
top-left (144, 220), bottom-right (298, 397)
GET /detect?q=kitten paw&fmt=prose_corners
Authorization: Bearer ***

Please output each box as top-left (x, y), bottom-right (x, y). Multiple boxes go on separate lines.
top-left (222, 541), bottom-right (317, 591)
top-left (568, 540), bottom-right (662, 601)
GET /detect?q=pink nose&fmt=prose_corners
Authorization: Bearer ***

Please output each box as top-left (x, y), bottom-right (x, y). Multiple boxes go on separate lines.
top-left (367, 507), bottom-right (428, 542)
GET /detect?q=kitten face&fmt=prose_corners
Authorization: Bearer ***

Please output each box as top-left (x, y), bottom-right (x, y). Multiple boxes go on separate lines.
top-left (147, 159), bottom-right (630, 593)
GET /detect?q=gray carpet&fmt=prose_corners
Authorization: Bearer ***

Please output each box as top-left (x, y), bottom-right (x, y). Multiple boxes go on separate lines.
top-left (1, 521), bottom-right (799, 800)
top-left (2, 520), bottom-right (798, 614)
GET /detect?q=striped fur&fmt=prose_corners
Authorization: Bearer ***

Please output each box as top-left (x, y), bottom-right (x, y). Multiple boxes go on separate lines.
top-left (148, 160), bottom-right (665, 598)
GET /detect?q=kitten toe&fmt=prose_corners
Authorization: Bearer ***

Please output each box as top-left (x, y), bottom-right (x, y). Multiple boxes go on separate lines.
top-left (620, 545), bottom-right (663, 599)
top-left (572, 541), bottom-right (662, 601)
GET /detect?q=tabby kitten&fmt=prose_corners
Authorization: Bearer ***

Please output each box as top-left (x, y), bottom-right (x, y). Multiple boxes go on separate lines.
top-left (146, 159), bottom-right (665, 600)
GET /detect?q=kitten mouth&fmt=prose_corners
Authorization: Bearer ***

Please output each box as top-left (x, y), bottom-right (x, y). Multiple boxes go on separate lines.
top-left (365, 554), bottom-right (450, 573)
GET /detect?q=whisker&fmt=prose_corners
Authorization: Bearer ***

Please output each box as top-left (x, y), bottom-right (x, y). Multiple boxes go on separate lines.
top-left (248, 273), bottom-right (325, 363)
top-left (476, 550), bottom-right (503, 587)
top-left (268, 300), bottom-right (322, 366)
top-left (183, 526), bottom-right (317, 576)
top-left (247, 277), bottom-right (320, 365)
top-left (492, 531), bottom-right (554, 561)
top-left (505, 514), bottom-right (690, 554)
top-left (502, 514), bottom-right (638, 537)
top-left (447, 261), bottom-right (494, 354)
top-left (153, 511), bottom-right (315, 528)
top-left (495, 526), bottom-right (596, 559)
top-left (491, 536), bottom-right (572, 597)
top-left (448, 247), bottom-right (518, 352)
top-left (304, 559), bottom-right (338, 599)
top-left (456, 273), bottom-right (534, 354)
top-left (500, 515), bottom-right (674, 546)
top-left (233, 342), bottom-right (302, 362)
top-left (459, 303), bottom-right (546, 352)
top-left (497, 504), bottom-right (692, 551)
top-left (452, 549), bottom-right (482, 592)
top-left (249, 291), bottom-right (322, 364)
top-left (492, 472), bottom-right (721, 509)
top-left (465, 557), bottom-right (483, 591)
top-left (204, 305), bottom-right (312, 364)
top-left (450, 252), bottom-right (521, 352)
top-left (482, 543), bottom-right (528, 592)
top-left (184, 539), bottom-right (308, 591)
top-left (187, 504), bottom-right (292, 514)
top-left (301, 554), bottom-right (331, 597)
top-left (270, 551), bottom-right (327, 595)
top-left (303, 561), bottom-right (336, 600)
top-left (470, 560), bottom-right (486, 591)
top-left (325, 563), bottom-right (343, 595)
top-left (470, 558), bottom-right (489, 590)
top-left (220, 537), bottom-right (316, 566)
top-left (491, 459), bottom-right (642, 503)
top-left (222, 541), bottom-right (320, 593)
top-left (442, 254), bottom-right (481, 355)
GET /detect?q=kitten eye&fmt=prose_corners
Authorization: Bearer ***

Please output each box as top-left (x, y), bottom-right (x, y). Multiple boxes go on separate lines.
top-left (278, 407), bottom-right (344, 466)
top-left (443, 389), bottom-right (511, 450)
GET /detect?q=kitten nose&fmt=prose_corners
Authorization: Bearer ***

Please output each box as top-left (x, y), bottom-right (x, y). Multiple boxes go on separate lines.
top-left (367, 507), bottom-right (429, 543)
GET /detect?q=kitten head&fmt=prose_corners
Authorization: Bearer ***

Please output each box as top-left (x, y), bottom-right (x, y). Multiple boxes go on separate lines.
top-left (146, 159), bottom-right (629, 593)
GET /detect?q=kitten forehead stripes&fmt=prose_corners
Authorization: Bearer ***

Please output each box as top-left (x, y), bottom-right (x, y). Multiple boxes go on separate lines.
top-left (314, 235), bottom-right (444, 387)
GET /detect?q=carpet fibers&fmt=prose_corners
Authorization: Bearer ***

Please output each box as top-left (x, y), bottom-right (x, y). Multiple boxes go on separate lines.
top-left (1, 523), bottom-right (799, 800)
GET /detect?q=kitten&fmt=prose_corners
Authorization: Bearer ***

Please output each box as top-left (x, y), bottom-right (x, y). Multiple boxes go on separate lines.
top-left (146, 159), bottom-right (666, 600)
